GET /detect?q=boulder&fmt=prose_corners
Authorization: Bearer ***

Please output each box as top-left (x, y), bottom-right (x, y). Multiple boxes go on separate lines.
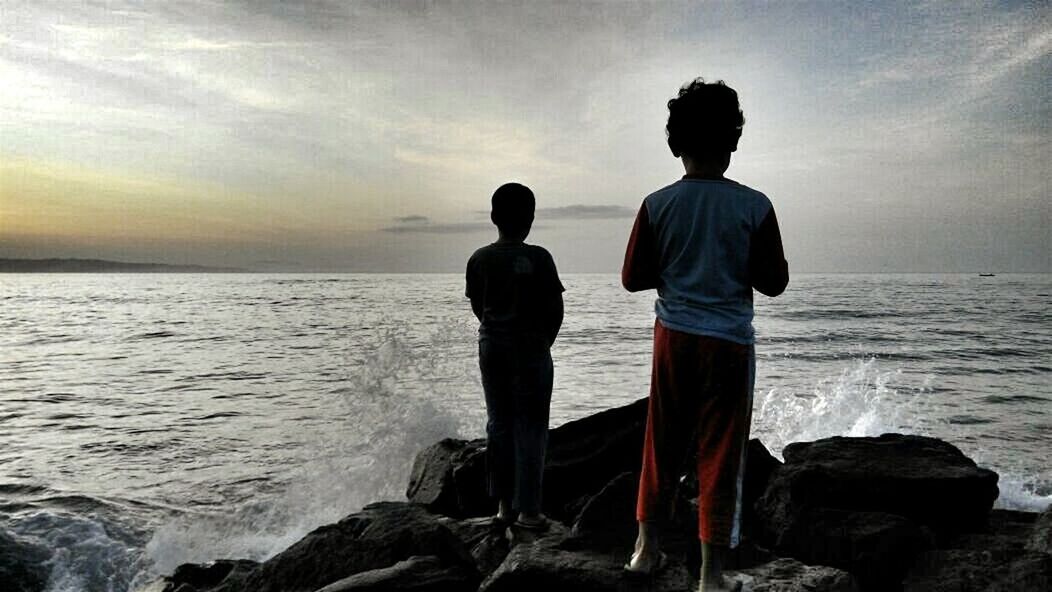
top-left (314, 555), bottom-right (477, 592)
top-left (728, 558), bottom-right (859, 592)
top-left (235, 502), bottom-right (478, 592)
top-left (161, 560), bottom-right (258, 592)
top-left (757, 434), bottom-right (999, 541)
top-left (406, 438), bottom-right (490, 518)
top-left (742, 438), bottom-right (783, 535)
top-left (407, 398), bottom-right (650, 521)
top-left (568, 471), bottom-right (638, 550)
top-left (903, 548), bottom-right (1052, 591)
top-left (767, 507), bottom-right (934, 588)
top-left (541, 398), bottom-right (649, 521)
top-left (0, 529), bottom-right (50, 592)
top-left (479, 538), bottom-right (690, 592)
top-left (947, 508), bottom-right (1037, 555)
top-left (1027, 505), bottom-right (1052, 554)
top-left (470, 533), bottom-right (512, 577)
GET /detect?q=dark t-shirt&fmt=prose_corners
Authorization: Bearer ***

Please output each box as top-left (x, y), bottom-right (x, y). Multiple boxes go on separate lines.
top-left (466, 242), bottom-right (564, 341)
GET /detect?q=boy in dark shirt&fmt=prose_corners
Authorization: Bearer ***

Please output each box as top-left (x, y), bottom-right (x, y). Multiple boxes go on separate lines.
top-left (466, 182), bottom-right (564, 529)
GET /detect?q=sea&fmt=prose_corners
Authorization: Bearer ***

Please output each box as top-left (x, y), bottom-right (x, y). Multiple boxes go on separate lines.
top-left (1, 273), bottom-right (1049, 592)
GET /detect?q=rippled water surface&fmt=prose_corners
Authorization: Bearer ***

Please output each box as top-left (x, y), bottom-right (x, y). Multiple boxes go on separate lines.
top-left (1, 273), bottom-right (1049, 591)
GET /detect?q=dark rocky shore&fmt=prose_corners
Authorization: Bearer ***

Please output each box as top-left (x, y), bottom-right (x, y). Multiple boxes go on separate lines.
top-left (5, 398), bottom-right (1050, 592)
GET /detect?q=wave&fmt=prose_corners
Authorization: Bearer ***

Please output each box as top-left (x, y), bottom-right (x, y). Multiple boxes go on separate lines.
top-left (128, 329), bottom-right (465, 589)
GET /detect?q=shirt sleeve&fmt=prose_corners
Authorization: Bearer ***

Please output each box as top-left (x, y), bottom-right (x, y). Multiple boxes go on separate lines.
top-left (748, 206), bottom-right (789, 297)
top-left (621, 202), bottom-right (660, 292)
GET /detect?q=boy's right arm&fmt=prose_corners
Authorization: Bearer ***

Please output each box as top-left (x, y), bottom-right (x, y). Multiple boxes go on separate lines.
top-left (622, 203), bottom-right (660, 292)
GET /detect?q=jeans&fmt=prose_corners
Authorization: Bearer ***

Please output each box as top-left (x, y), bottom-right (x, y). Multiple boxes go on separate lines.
top-left (479, 336), bottom-right (553, 516)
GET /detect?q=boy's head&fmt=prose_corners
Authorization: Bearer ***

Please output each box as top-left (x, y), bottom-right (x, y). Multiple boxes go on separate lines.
top-left (491, 182), bottom-right (535, 238)
top-left (666, 78), bottom-right (745, 160)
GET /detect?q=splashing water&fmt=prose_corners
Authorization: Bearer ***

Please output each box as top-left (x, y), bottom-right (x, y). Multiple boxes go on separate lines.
top-left (753, 357), bottom-right (1051, 512)
top-left (754, 357), bottom-right (937, 456)
top-left (129, 326), bottom-right (465, 589)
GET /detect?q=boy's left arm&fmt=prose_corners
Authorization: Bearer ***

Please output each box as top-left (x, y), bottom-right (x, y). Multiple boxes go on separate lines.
top-left (466, 258), bottom-right (484, 321)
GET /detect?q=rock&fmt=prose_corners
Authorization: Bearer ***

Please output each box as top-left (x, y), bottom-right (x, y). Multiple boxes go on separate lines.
top-left (314, 555), bottom-right (477, 592)
top-left (1027, 505), bottom-right (1052, 554)
top-left (407, 398), bottom-right (650, 521)
top-left (768, 507), bottom-right (934, 588)
top-left (947, 508), bottom-right (1037, 555)
top-left (568, 471), bottom-right (637, 550)
top-left (406, 438), bottom-right (491, 518)
top-left (541, 398), bottom-right (649, 521)
top-left (741, 438), bottom-right (782, 534)
top-left (903, 548), bottom-right (1052, 591)
top-left (162, 560), bottom-right (258, 592)
top-left (0, 529), bottom-right (50, 592)
top-left (436, 516), bottom-right (504, 553)
top-left (757, 434), bottom-right (999, 542)
top-left (234, 502), bottom-right (478, 592)
top-left (479, 538), bottom-right (691, 592)
top-left (470, 533), bottom-right (511, 577)
top-left (728, 558), bottom-right (859, 592)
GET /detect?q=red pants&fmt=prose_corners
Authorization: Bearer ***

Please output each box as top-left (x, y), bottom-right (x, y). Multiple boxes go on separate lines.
top-left (636, 321), bottom-right (755, 547)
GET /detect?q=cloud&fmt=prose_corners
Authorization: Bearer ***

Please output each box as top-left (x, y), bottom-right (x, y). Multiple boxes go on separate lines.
top-left (393, 215), bottom-right (430, 224)
top-left (381, 218), bottom-right (492, 234)
top-left (538, 205), bottom-right (636, 219)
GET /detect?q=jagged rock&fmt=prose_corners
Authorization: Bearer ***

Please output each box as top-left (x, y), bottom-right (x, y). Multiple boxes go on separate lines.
top-left (741, 438), bottom-right (782, 533)
top-left (903, 548), bottom-right (1052, 591)
top-left (436, 516), bottom-right (504, 553)
top-left (948, 508), bottom-right (1037, 555)
top-left (568, 471), bottom-right (637, 549)
top-left (757, 434), bottom-right (999, 541)
top-left (479, 538), bottom-right (690, 592)
top-left (0, 529), bottom-right (50, 592)
top-left (471, 533), bottom-right (511, 577)
top-left (408, 398), bottom-right (650, 521)
top-left (407, 438), bottom-right (491, 518)
top-left (235, 502), bottom-right (478, 592)
top-left (161, 560), bottom-right (258, 592)
top-left (728, 558), bottom-right (859, 591)
top-left (541, 398), bottom-right (649, 521)
top-left (768, 507), bottom-right (934, 588)
top-left (313, 555), bottom-right (477, 592)
top-left (1027, 505), bottom-right (1052, 554)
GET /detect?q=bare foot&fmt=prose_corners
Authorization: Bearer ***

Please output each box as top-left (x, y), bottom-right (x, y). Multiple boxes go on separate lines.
top-left (624, 549), bottom-right (666, 575)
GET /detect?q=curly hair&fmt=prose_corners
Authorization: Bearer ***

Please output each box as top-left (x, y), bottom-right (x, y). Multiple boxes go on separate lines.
top-left (666, 78), bottom-right (745, 159)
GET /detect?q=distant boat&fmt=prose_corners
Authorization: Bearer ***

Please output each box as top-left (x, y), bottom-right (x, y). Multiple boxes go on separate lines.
top-left (979, 273), bottom-right (995, 277)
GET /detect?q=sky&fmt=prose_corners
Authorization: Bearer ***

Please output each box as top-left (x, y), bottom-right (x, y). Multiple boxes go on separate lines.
top-left (0, 1), bottom-right (1049, 272)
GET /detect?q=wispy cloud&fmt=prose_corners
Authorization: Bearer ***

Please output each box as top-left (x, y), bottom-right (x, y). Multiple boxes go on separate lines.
top-left (538, 205), bottom-right (635, 219)
top-left (381, 220), bottom-right (492, 234)
top-left (393, 215), bottom-right (430, 224)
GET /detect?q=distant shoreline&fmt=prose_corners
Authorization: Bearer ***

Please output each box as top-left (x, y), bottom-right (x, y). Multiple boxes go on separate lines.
top-left (0, 258), bottom-right (245, 273)
top-left (0, 259), bottom-right (1046, 274)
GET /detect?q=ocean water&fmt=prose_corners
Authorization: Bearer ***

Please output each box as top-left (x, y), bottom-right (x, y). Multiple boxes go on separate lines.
top-left (0, 273), bottom-right (1049, 591)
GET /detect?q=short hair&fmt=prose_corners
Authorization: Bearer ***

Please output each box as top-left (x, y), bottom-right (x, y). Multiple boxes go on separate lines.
top-left (491, 182), bottom-right (535, 233)
top-left (666, 78), bottom-right (745, 159)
